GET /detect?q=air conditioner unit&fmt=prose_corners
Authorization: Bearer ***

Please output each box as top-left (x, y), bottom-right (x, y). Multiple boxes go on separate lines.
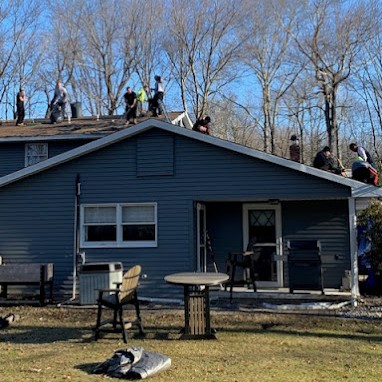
top-left (79, 262), bottom-right (123, 305)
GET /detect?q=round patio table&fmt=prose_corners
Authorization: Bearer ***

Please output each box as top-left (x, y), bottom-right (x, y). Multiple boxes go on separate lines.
top-left (164, 272), bottom-right (229, 339)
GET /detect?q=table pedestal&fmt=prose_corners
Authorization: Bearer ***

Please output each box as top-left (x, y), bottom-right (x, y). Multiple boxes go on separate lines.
top-left (164, 272), bottom-right (229, 340)
top-left (182, 285), bottom-right (215, 339)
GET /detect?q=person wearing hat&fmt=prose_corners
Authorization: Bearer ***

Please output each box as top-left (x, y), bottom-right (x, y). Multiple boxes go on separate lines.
top-left (289, 134), bottom-right (300, 162)
top-left (16, 87), bottom-right (26, 126)
top-left (313, 146), bottom-right (341, 174)
top-left (192, 116), bottom-right (211, 135)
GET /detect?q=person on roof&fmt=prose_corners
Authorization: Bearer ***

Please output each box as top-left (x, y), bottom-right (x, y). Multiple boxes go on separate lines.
top-left (150, 75), bottom-right (164, 117)
top-left (123, 87), bottom-right (138, 125)
top-left (349, 143), bottom-right (375, 167)
top-left (352, 158), bottom-right (379, 185)
top-left (289, 134), bottom-right (300, 162)
top-left (16, 87), bottom-right (26, 126)
top-left (192, 116), bottom-right (211, 135)
top-left (136, 84), bottom-right (149, 117)
top-left (50, 80), bottom-right (72, 123)
top-left (313, 146), bottom-right (342, 174)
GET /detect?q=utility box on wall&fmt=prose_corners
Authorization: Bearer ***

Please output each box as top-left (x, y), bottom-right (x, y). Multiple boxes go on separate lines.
top-left (79, 262), bottom-right (123, 305)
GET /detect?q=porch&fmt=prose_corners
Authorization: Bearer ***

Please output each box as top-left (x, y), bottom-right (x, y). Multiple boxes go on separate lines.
top-left (213, 286), bottom-right (353, 306)
top-left (199, 200), bottom-right (353, 297)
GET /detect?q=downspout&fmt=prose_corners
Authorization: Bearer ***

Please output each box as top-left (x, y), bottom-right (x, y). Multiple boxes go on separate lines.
top-left (57, 174), bottom-right (81, 307)
top-left (348, 197), bottom-right (359, 307)
top-left (72, 173), bottom-right (81, 300)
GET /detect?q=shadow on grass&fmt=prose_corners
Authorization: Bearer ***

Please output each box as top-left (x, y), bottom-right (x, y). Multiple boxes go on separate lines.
top-left (215, 325), bottom-right (382, 343)
top-left (0, 324), bottom-right (184, 344)
top-left (74, 362), bottom-right (100, 375)
top-left (0, 325), bottom-right (94, 344)
top-left (2, 320), bottom-right (381, 344)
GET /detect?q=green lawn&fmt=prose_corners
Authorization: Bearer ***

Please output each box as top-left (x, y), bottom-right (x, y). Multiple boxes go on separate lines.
top-left (0, 305), bottom-right (381, 381)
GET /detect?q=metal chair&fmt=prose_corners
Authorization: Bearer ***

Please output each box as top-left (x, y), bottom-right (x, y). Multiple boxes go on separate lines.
top-left (94, 265), bottom-right (144, 343)
top-left (225, 251), bottom-right (257, 302)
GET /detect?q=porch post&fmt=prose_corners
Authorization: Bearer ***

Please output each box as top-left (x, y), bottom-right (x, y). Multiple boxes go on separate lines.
top-left (348, 197), bottom-right (359, 307)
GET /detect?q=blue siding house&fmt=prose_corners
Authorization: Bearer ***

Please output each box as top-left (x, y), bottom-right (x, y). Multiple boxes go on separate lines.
top-left (0, 118), bottom-right (381, 302)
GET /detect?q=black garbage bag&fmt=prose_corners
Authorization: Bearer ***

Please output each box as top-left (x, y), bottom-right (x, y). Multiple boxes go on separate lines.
top-left (93, 346), bottom-right (171, 379)
top-left (50, 103), bottom-right (63, 123)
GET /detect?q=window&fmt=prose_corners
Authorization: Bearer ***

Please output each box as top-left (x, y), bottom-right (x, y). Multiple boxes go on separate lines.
top-left (81, 203), bottom-right (157, 248)
top-left (25, 143), bottom-right (48, 167)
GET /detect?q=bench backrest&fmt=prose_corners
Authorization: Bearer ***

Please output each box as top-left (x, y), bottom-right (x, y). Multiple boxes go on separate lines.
top-left (0, 263), bottom-right (54, 283)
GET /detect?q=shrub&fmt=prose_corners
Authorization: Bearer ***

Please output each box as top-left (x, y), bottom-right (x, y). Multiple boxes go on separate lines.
top-left (358, 199), bottom-right (382, 276)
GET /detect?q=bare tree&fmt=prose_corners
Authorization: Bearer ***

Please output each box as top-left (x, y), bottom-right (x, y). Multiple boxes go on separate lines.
top-left (282, 72), bottom-right (328, 164)
top-left (288, 0), bottom-right (379, 157)
top-left (349, 27), bottom-right (382, 164)
top-left (64, 0), bottom-right (141, 116)
top-left (0, 0), bottom-right (44, 119)
top-left (211, 95), bottom-right (262, 148)
top-left (240, 0), bottom-right (303, 154)
top-left (163, 0), bottom-right (243, 119)
top-left (132, 1), bottom-right (166, 94)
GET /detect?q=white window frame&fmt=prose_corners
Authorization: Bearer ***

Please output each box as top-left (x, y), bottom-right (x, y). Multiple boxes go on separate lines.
top-left (81, 203), bottom-right (158, 248)
top-left (25, 143), bottom-right (49, 167)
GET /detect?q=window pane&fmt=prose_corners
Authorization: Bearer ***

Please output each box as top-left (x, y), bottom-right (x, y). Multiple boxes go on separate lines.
top-left (123, 224), bottom-right (155, 241)
top-left (84, 207), bottom-right (116, 223)
top-left (26, 143), bottom-right (48, 156)
top-left (25, 143), bottom-right (49, 166)
top-left (86, 225), bottom-right (117, 241)
top-left (248, 210), bottom-right (276, 243)
top-left (122, 205), bottom-right (155, 223)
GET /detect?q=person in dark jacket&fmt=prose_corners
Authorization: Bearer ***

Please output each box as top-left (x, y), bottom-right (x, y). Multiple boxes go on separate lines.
top-left (192, 116), bottom-right (211, 135)
top-left (16, 87), bottom-right (26, 126)
top-left (289, 134), bottom-right (300, 162)
top-left (313, 146), bottom-right (341, 174)
top-left (123, 87), bottom-right (138, 125)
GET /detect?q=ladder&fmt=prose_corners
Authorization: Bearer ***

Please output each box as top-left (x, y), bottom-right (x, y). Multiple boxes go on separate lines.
top-left (158, 99), bottom-right (171, 122)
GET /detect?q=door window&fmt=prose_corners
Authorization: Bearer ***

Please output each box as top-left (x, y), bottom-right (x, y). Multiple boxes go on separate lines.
top-left (243, 204), bottom-right (282, 286)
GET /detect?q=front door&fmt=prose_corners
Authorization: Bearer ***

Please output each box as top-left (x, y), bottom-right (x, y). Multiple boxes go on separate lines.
top-left (243, 204), bottom-right (283, 287)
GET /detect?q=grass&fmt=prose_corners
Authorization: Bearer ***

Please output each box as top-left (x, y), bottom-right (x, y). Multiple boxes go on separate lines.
top-left (1, 304), bottom-right (382, 381)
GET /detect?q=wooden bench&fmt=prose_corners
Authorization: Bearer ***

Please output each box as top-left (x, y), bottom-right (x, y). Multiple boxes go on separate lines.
top-left (0, 263), bottom-right (54, 306)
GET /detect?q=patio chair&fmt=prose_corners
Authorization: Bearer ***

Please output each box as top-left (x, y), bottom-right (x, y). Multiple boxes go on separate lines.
top-left (225, 251), bottom-right (257, 302)
top-left (94, 264), bottom-right (144, 343)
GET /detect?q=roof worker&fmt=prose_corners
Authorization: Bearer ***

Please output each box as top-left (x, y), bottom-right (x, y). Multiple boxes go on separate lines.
top-left (349, 143), bottom-right (375, 167)
top-left (289, 134), bottom-right (300, 162)
top-left (192, 116), bottom-right (211, 135)
top-left (150, 75), bottom-right (164, 117)
top-left (50, 80), bottom-right (71, 123)
top-left (352, 158), bottom-right (379, 185)
top-left (137, 84), bottom-right (149, 117)
top-left (313, 146), bottom-right (342, 174)
top-left (16, 87), bottom-right (27, 126)
top-left (123, 87), bottom-right (138, 125)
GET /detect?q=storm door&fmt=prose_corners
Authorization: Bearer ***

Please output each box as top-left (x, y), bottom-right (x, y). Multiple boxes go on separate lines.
top-left (243, 204), bottom-right (283, 287)
top-left (196, 203), bottom-right (207, 272)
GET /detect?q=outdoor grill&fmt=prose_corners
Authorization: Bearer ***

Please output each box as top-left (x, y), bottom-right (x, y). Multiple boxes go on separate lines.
top-left (287, 240), bottom-right (323, 293)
